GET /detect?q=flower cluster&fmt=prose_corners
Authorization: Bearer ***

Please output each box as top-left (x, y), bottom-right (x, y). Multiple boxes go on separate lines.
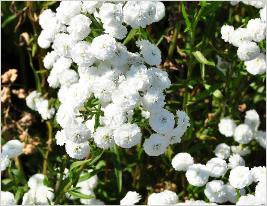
top-left (170, 109), bottom-right (266, 204)
top-left (26, 91), bottom-right (55, 120)
top-left (33, 1), bottom-right (190, 160)
top-left (1, 140), bottom-right (24, 172)
top-left (218, 109), bottom-right (265, 148)
top-left (221, 2), bottom-right (266, 75)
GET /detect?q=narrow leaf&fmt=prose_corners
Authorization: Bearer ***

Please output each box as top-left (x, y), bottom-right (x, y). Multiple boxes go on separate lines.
top-left (181, 3), bottom-right (191, 32)
top-left (68, 190), bottom-right (95, 199)
top-left (192, 51), bottom-right (215, 66)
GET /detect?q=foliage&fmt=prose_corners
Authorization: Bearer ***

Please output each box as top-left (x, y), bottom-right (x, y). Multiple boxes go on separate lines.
top-left (1, 1), bottom-right (265, 205)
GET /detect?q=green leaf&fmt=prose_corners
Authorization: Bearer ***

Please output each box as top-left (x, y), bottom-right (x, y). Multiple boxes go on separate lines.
top-left (32, 43), bottom-right (37, 57)
top-left (68, 189), bottom-right (95, 199)
top-left (36, 70), bottom-right (48, 74)
top-left (112, 146), bottom-right (122, 194)
top-left (15, 187), bottom-right (25, 203)
top-left (123, 28), bottom-right (138, 45)
top-left (213, 89), bottom-right (223, 98)
top-left (192, 51), bottom-right (215, 66)
top-left (181, 3), bottom-right (191, 32)
top-left (70, 159), bottom-right (92, 171)
top-left (1, 14), bottom-right (17, 28)
top-left (70, 150), bottom-right (103, 171)
top-left (1, 179), bottom-right (12, 185)
top-left (79, 168), bottom-right (102, 182)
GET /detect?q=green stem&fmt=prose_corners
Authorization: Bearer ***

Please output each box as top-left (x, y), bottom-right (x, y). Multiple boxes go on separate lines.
top-left (28, 51), bottom-right (42, 93)
top-left (55, 155), bottom-right (68, 193)
top-left (42, 121), bottom-right (53, 175)
top-left (15, 157), bottom-right (25, 178)
top-left (54, 160), bottom-right (87, 204)
top-left (167, 23), bottom-right (180, 60)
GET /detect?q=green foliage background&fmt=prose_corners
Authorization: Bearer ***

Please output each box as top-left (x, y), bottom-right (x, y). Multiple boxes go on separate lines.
top-left (1, 1), bottom-right (266, 204)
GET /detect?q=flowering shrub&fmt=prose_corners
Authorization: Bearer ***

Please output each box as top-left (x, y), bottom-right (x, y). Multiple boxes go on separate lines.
top-left (1, 1), bottom-right (266, 205)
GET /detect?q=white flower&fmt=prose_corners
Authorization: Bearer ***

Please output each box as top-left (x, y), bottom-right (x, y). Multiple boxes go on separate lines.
top-left (110, 43), bottom-right (129, 66)
top-left (164, 126), bottom-right (185, 144)
top-left (149, 109), bottom-right (175, 134)
top-left (204, 180), bottom-right (227, 203)
top-left (71, 41), bottom-right (95, 66)
top-left (93, 126), bottom-right (114, 149)
top-left (260, 6), bottom-right (266, 22)
top-left (56, 105), bottom-right (76, 128)
top-left (218, 118), bottom-right (236, 137)
top-left (120, 191), bottom-right (141, 205)
top-left (104, 22), bottom-right (128, 40)
top-left (206, 157), bottom-right (228, 178)
top-left (28, 173), bottom-right (45, 189)
top-left (148, 67), bottom-right (171, 90)
top-left (147, 190), bottom-right (178, 205)
top-left (244, 53), bottom-right (266, 75)
top-left (176, 110), bottom-right (190, 129)
top-left (214, 143), bottom-right (230, 159)
top-left (246, 18), bottom-right (266, 42)
top-left (143, 134), bottom-right (169, 156)
top-left (1, 154), bottom-right (10, 171)
top-left (255, 181), bottom-right (266, 204)
top-left (43, 51), bottom-right (58, 69)
top-left (56, 1), bottom-right (82, 24)
top-left (171, 153), bottom-right (194, 171)
top-left (39, 9), bottom-right (56, 30)
top-left (228, 154), bottom-right (245, 169)
top-left (64, 120), bottom-right (91, 143)
top-left (102, 104), bottom-right (126, 129)
top-left (126, 64), bottom-right (151, 92)
top-left (224, 184), bottom-right (238, 203)
top-left (244, 109), bottom-right (260, 131)
top-left (229, 166), bottom-right (253, 189)
top-left (136, 40), bottom-right (161, 66)
top-left (52, 33), bottom-right (76, 57)
top-left (0, 191), bottom-right (16, 205)
top-left (237, 41), bottom-right (260, 61)
top-left (229, 27), bottom-right (252, 47)
top-left (236, 194), bottom-right (259, 205)
top-left (231, 145), bottom-right (251, 156)
top-left (67, 14), bottom-right (91, 41)
top-left (26, 91), bottom-right (41, 110)
top-left (254, 130), bottom-right (266, 148)
top-left (154, 2), bottom-right (165, 22)
top-left (55, 130), bottom-right (66, 146)
top-left (251, 166), bottom-right (266, 182)
top-left (111, 85), bottom-right (140, 111)
top-left (99, 3), bottom-right (123, 24)
top-left (242, 0), bottom-right (265, 9)
top-left (82, 1), bottom-right (102, 14)
top-left (142, 88), bottom-right (165, 111)
top-left (37, 31), bottom-right (51, 49)
top-left (91, 34), bottom-right (117, 61)
top-left (234, 124), bottom-right (253, 144)
top-left (185, 164), bottom-right (209, 187)
top-left (22, 185), bottom-right (54, 205)
top-left (113, 123), bottom-right (141, 148)
top-left (2, 140), bottom-right (24, 159)
top-left (35, 99), bottom-right (55, 120)
top-left (123, 1), bottom-right (157, 28)
top-left (221, 25), bottom-right (234, 42)
top-left (65, 140), bottom-right (90, 160)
